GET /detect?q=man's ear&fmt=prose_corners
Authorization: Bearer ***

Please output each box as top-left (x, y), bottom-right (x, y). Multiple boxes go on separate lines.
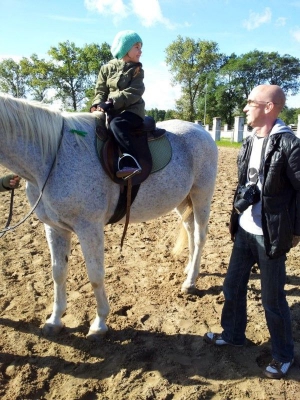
top-left (264, 102), bottom-right (275, 114)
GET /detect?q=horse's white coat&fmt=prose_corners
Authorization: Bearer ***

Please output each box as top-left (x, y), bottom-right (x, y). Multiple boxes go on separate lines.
top-left (0, 94), bottom-right (218, 338)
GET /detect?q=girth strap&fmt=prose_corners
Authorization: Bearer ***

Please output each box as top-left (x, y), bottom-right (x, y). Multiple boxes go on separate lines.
top-left (107, 183), bottom-right (140, 225)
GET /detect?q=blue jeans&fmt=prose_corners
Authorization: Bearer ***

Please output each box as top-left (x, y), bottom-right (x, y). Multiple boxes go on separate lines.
top-left (221, 226), bottom-right (294, 362)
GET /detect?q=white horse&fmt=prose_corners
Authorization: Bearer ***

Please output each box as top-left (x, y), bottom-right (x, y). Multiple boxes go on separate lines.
top-left (0, 94), bottom-right (218, 339)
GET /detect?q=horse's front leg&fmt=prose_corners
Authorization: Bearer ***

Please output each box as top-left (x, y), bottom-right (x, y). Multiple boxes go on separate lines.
top-left (42, 224), bottom-right (71, 335)
top-left (78, 225), bottom-right (109, 339)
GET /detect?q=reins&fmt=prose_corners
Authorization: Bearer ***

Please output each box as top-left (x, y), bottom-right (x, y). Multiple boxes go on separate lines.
top-left (0, 122), bottom-right (65, 238)
top-left (0, 189), bottom-right (15, 238)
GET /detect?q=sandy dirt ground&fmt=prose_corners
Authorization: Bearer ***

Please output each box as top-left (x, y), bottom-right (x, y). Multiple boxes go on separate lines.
top-left (0, 147), bottom-right (299, 400)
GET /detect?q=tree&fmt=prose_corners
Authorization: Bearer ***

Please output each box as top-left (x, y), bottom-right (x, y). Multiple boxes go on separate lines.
top-left (0, 58), bottom-right (28, 98)
top-left (48, 41), bottom-right (111, 111)
top-left (213, 50), bottom-right (300, 126)
top-left (165, 36), bottom-right (223, 121)
top-left (80, 42), bottom-right (112, 110)
top-left (220, 51), bottom-right (266, 100)
top-left (164, 109), bottom-right (176, 120)
top-left (20, 55), bottom-right (54, 102)
top-left (221, 50), bottom-right (300, 100)
top-left (145, 108), bottom-right (176, 122)
top-left (146, 108), bottom-right (167, 121)
top-left (279, 107), bottom-right (300, 126)
top-left (264, 52), bottom-right (300, 95)
top-left (211, 65), bottom-right (244, 126)
top-left (196, 74), bottom-right (219, 126)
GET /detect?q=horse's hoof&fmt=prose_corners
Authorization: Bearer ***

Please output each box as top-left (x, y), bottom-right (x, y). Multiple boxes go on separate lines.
top-left (181, 285), bottom-right (202, 296)
top-left (181, 285), bottom-right (196, 294)
top-left (42, 322), bottom-right (64, 336)
top-left (86, 329), bottom-right (107, 342)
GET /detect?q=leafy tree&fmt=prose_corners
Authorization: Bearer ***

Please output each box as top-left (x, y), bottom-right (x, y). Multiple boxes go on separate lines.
top-left (0, 58), bottom-right (28, 98)
top-left (146, 108), bottom-right (176, 122)
top-left (48, 41), bottom-right (111, 111)
top-left (164, 109), bottom-right (176, 120)
top-left (146, 108), bottom-right (167, 121)
top-left (279, 107), bottom-right (300, 126)
top-left (213, 50), bottom-right (300, 126)
top-left (221, 50), bottom-right (300, 100)
top-left (264, 52), bottom-right (300, 94)
top-left (165, 36), bottom-right (223, 121)
top-left (196, 74), bottom-right (219, 126)
top-left (173, 93), bottom-right (192, 121)
top-left (145, 108), bottom-right (177, 122)
top-left (80, 42), bottom-right (112, 110)
top-left (220, 51), bottom-right (266, 99)
top-left (20, 55), bottom-right (54, 102)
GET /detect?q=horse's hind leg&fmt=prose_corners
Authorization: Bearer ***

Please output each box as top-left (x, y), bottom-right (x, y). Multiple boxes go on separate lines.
top-left (43, 224), bottom-right (71, 335)
top-left (175, 198), bottom-right (195, 275)
top-left (178, 187), bottom-right (214, 293)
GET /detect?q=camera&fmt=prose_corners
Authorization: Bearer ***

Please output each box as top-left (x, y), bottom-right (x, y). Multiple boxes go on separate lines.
top-left (234, 183), bottom-right (260, 214)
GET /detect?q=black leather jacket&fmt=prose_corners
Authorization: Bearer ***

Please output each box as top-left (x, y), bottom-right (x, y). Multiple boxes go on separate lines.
top-left (230, 122), bottom-right (300, 259)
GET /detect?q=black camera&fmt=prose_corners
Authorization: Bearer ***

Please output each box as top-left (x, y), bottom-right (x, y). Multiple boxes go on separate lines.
top-left (234, 183), bottom-right (260, 214)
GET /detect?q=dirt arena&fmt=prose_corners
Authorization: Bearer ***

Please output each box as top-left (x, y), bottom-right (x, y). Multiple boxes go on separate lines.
top-left (0, 147), bottom-right (299, 400)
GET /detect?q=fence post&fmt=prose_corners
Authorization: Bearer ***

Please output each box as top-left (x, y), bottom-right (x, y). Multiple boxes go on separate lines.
top-left (297, 115), bottom-right (300, 138)
top-left (211, 117), bottom-right (221, 141)
top-left (233, 116), bottom-right (244, 142)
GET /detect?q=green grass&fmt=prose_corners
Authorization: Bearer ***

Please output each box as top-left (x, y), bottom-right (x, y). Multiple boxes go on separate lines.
top-left (216, 138), bottom-right (242, 148)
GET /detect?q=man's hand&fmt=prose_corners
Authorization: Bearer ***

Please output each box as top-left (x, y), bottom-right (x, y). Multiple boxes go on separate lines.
top-left (2, 174), bottom-right (20, 190)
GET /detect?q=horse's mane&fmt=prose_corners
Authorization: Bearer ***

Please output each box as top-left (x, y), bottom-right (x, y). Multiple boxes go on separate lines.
top-left (0, 93), bottom-right (95, 162)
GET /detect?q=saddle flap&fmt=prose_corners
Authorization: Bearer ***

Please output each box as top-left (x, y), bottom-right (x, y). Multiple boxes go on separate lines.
top-left (100, 132), bottom-right (152, 186)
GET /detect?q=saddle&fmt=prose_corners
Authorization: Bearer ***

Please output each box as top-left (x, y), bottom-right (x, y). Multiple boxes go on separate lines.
top-left (96, 116), bottom-right (167, 229)
top-left (96, 116), bottom-right (166, 186)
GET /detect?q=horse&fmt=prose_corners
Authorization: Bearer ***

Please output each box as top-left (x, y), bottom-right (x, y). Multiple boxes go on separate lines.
top-left (0, 94), bottom-right (218, 339)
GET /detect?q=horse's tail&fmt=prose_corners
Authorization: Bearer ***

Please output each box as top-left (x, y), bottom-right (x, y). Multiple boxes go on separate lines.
top-left (172, 196), bottom-right (193, 257)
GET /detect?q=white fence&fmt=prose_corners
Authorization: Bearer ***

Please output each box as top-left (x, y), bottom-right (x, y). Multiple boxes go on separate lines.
top-left (195, 115), bottom-right (300, 142)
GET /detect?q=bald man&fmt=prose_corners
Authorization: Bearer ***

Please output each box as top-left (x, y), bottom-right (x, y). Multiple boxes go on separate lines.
top-left (204, 85), bottom-right (300, 379)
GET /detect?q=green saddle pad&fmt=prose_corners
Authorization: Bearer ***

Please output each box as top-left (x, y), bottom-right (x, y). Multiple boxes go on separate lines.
top-left (97, 133), bottom-right (172, 173)
top-left (148, 134), bottom-right (172, 172)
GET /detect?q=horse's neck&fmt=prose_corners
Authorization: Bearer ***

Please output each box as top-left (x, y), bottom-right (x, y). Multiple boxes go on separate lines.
top-left (0, 134), bottom-right (50, 185)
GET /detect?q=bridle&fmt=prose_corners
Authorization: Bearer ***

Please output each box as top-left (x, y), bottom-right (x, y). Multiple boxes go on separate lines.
top-left (0, 123), bottom-right (64, 238)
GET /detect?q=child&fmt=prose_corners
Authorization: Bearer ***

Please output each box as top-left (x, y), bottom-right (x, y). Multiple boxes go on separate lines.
top-left (91, 30), bottom-right (145, 180)
top-left (0, 174), bottom-right (20, 192)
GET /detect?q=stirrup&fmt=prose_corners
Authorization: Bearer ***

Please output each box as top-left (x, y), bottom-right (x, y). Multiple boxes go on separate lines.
top-left (117, 153), bottom-right (142, 171)
top-left (116, 167), bottom-right (141, 180)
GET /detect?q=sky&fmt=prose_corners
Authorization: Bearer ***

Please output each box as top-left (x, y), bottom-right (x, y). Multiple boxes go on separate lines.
top-left (1, 0), bottom-right (300, 110)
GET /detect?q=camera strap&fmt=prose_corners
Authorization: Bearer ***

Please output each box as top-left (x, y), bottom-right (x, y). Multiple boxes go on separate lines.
top-left (258, 136), bottom-right (269, 178)
top-left (250, 135), bottom-right (269, 184)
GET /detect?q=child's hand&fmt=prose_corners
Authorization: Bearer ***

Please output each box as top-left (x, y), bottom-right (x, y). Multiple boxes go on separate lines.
top-left (90, 104), bottom-right (99, 112)
top-left (98, 100), bottom-right (113, 112)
